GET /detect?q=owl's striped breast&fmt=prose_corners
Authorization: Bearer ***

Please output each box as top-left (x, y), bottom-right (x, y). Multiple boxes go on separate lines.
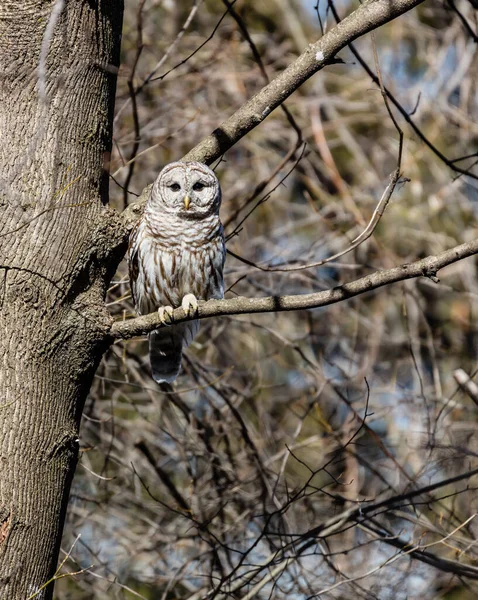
top-left (129, 219), bottom-right (225, 316)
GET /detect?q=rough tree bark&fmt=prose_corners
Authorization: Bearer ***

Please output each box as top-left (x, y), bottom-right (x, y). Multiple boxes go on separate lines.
top-left (0, 2), bottom-right (124, 598)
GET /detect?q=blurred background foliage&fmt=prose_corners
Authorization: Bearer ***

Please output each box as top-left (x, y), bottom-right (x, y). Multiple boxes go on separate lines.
top-left (57, 1), bottom-right (478, 598)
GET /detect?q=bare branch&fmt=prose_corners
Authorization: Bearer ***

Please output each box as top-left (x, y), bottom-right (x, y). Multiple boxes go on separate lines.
top-left (119, 0), bottom-right (423, 228)
top-left (181, 0), bottom-right (424, 164)
top-left (227, 167), bottom-right (401, 272)
top-left (453, 368), bottom-right (478, 406)
top-left (328, 0), bottom-right (478, 181)
top-left (110, 237), bottom-right (478, 340)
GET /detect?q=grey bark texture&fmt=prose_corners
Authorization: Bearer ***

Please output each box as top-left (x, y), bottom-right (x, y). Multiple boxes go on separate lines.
top-left (0, 2), bottom-right (124, 598)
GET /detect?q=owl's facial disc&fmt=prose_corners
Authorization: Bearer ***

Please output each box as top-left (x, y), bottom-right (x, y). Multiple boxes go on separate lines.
top-left (154, 161), bottom-right (221, 218)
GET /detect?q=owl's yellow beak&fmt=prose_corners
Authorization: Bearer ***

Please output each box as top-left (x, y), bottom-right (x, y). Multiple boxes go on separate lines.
top-left (183, 195), bottom-right (191, 210)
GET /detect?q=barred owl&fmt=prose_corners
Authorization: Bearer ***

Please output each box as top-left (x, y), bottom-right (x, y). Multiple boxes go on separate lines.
top-left (128, 161), bottom-right (225, 383)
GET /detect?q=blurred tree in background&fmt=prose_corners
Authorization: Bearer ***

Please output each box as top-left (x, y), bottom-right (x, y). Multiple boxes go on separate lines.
top-left (58, 1), bottom-right (478, 598)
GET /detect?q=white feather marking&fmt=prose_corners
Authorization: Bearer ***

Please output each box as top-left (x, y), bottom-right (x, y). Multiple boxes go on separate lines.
top-left (161, 253), bottom-right (173, 278)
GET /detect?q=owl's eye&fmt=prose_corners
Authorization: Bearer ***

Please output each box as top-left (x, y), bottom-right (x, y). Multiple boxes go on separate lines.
top-left (169, 183), bottom-right (180, 191)
top-left (193, 182), bottom-right (205, 191)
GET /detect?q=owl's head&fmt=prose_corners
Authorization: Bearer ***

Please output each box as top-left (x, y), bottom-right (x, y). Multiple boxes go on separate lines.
top-left (150, 161), bottom-right (221, 219)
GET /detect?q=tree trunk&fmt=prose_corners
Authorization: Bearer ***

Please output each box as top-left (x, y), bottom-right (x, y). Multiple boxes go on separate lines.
top-left (0, 2), bottom-right (124, 598)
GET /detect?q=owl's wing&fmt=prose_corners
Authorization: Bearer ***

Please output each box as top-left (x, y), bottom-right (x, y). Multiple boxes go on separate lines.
top-left (128, 247), bottom-right (139, 308)
top-left (207, 233), bottom-right (226, 300)
top-left (128, 223), bottom-right (141, 310)
top-left (209, 234), bottom-right (226, 300)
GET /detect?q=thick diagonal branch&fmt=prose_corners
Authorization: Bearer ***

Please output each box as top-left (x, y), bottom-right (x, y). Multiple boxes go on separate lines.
top-left (121, 0), bottom-right (424, 226)
top-left (182, 0), bottom-right (424, 164)
top-left (111, 237), bottom-right (478, 340)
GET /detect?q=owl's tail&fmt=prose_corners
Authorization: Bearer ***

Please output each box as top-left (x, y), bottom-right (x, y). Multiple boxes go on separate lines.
top-left (149, 321), bottom-right (199, 384)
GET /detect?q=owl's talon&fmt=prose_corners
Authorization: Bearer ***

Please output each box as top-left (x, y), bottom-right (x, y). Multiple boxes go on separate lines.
top-left (182, 293), bottom-right (199, 318)
top-left (158, 305), bottom-right (174, 325)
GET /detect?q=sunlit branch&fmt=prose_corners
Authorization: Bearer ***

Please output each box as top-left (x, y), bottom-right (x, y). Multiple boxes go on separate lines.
top-left (110, 237), bottom-right (478, 340)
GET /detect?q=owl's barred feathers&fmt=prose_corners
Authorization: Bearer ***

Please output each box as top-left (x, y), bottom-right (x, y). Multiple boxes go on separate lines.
top-left (128, 161), bottom-right (226, 383)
